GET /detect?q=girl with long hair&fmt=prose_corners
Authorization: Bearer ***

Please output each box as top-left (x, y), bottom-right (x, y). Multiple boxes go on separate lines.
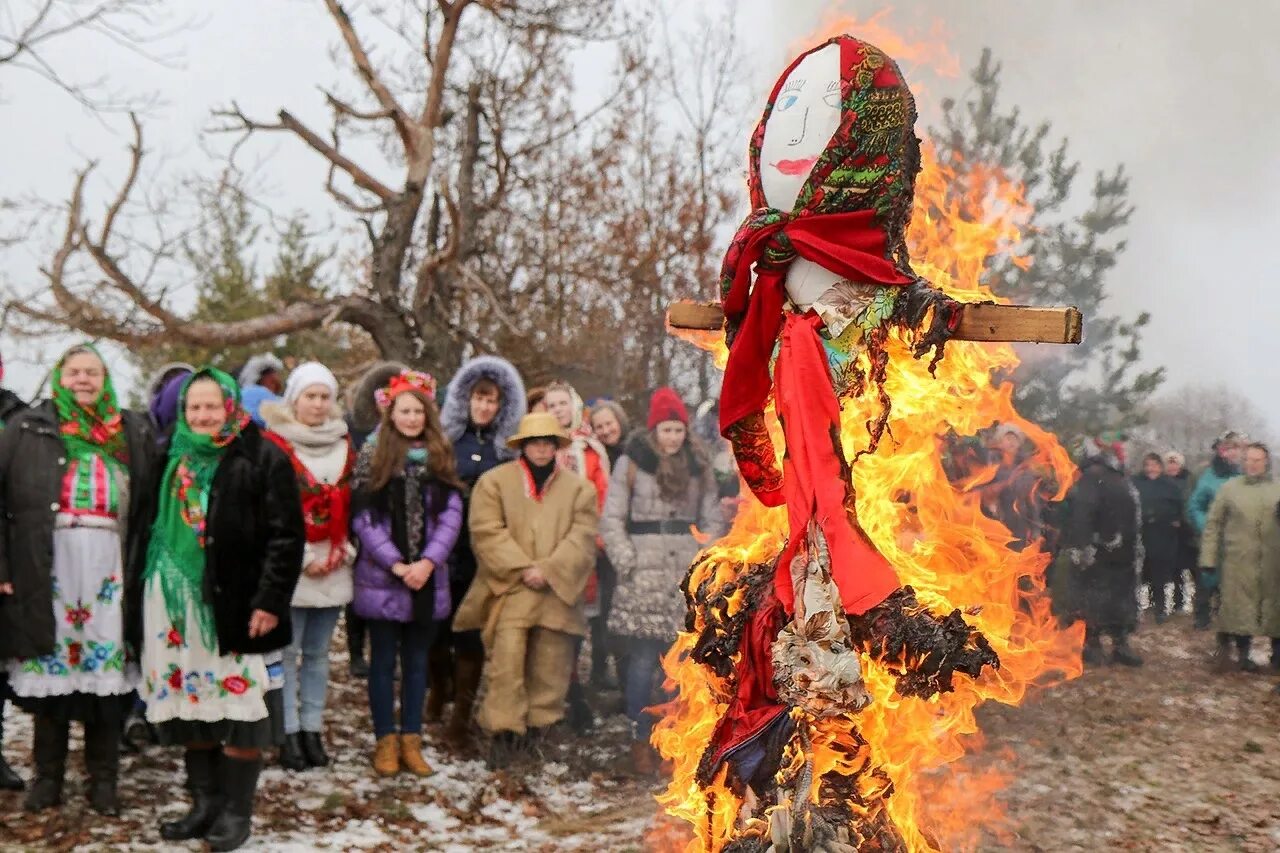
top-left (350, 371), bottom-right (464, 777)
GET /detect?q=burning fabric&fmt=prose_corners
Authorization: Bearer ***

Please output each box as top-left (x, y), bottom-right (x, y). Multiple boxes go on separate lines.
top-left (657, 33), bottom-right (1082, 853)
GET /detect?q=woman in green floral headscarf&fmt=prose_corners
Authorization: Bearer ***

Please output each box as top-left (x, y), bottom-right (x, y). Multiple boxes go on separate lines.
top-left (0, 343), bottom-right (156, 816)
top-left (132, 367), bottom-right (304, 852)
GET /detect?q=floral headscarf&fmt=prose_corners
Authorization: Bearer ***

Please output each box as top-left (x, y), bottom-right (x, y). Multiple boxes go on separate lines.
top-left (144, 368), bottom-right (249, 650)
top-left (52, 343), bottom-right (128, 468)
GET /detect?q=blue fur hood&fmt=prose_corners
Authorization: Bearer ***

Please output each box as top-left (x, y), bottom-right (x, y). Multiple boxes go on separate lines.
top-left (440, 355), bottom-right (526, 460)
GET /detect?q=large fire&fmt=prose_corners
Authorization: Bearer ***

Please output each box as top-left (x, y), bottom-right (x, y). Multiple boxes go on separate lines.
top-left (655, 65), bottom-right (1084, 853)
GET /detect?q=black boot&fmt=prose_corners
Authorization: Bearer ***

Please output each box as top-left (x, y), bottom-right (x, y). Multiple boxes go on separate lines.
top-left (84, 719), bottom-right (122, 816)
top-left (204, 755), bottom-right (262, 852)
top-left (566, 679), bottom-right (595, 735)
top-left (1237, 635), bottom-right (1259, 672)
top-left (279, 733), bottom-right (308, 771)
top-left (160, 748), bottom-right (223, 841)
top-left (1082, 632), bottom-right (1105, 668)
top-left (300, 731), bottom-right (329, 768)
top-left (0, 753), bottom-right (23, 792)
top-left (1270, 638), bottom-right (1280, 673)
top-left (1111, 635), bottom-right (1144, 667)
top-left (346, 606), bottom-right (369, 679)
top-left (23, 714), bottom-right (68, 812)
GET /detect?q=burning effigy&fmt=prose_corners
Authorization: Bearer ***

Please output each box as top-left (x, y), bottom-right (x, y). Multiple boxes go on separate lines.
top-left (657, 33), bottom-right (1085, 852)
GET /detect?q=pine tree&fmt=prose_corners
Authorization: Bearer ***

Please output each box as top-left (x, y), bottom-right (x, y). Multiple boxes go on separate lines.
top-left (931, 49), bottom-right (1164, 442)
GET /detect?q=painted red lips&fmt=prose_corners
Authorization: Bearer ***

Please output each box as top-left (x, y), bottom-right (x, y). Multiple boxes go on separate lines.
top-left (772, 157), bottom-right (818, 176)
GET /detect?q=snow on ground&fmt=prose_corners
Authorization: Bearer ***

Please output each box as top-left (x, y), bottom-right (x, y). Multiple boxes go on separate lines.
top-left (2, 608), bottom-right (1279, 850)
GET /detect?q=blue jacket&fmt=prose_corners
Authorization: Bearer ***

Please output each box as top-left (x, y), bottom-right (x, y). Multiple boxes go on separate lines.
top-left (1187, 461), bottom-right (1239, 534)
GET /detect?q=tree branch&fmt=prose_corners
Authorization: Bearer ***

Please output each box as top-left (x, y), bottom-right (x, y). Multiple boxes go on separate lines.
top-left (322, 0), bottom-right (415, 152)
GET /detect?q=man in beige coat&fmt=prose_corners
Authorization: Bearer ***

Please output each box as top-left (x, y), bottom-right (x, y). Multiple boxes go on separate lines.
top-left (453, 412), bottom-right (598, 761)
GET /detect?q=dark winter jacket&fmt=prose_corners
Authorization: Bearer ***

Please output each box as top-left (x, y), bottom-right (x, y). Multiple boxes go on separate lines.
top-left (1133, 474), bottom-right (1183, 528)
top-left (126, 422), bottom-right (305, 657)
top-left (0, 388), bottom-right (26, 427)
top-left (0, 401), bottom-right (156, 660)
top-left (439, 355), bottom-right (526, 608)
top-left (1061, 463), bottom-right (1142, 633)
top-left (351, 487), bottom-right (464, 623)
top-left (1188, 457), bottom-right (1239, 534)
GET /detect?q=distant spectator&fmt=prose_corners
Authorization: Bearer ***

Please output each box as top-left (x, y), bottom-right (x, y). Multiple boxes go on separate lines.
top-left (343, 361), bottom-right (408, 679)
top-left (590, 400), bottom-right (629, 469)
top-left (981, 422), bottom-right (1043, 552)
top-left (350, 371), bottom-right (464, 778)
top-left (1061, 438), bottom-right (1143, 668)
top-left (587, 399), bottom-right (631, 687)
top-left (1164, 451), bottom-right (1196, 616)
top-left (145, 361), bottom-right (195, 437)
top-left (1132, 452), bottom-right (1184, 623)
top-left (602, 388), bottom-right (725, 775)
top-left (1189, 431), bottom-right (1244, 640)
top-left (527, 386), bottom-right (549, 413)
top-left (1199, 443), bottom-right (1280, 673)
top-left (261, 362), bottom-right (356, 773)
top-left (0, 347), bottom-right (28, 793)
top-left (433, 355), bottom-right (526, 749)
top-left (238, 353), bottom-right (286, 427)
top-left (454, 412), bottom-right (597, 769)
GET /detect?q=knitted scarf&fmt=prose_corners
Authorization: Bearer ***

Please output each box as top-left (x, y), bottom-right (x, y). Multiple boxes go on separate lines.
top-left (144, 368), bottom-right (249, 651)
top-left (52, 344), bottom-right (129, 511)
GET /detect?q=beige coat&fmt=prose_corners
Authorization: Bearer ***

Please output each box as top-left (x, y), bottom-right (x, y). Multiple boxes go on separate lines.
top-left (453, 460), bottom-right (598, 641)
top-left (1200, 473), bottom-right (1280, 637)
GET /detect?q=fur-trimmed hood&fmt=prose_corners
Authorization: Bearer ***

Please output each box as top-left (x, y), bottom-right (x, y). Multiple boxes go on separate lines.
top-left (440, 355), bottom-right (526, 461)
top-left (349, 361), bottom-right (409, 434)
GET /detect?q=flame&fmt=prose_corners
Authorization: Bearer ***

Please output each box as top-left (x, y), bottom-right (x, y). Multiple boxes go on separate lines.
top-left (653, 138), bottom-right (1083, 851)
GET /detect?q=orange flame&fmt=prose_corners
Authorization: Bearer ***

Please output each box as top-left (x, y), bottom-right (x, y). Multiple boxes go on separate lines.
top-left (654, 138), bottom-right (1083, 851)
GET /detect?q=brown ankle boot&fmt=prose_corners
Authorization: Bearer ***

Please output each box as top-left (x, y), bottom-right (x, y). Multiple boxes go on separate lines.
top-left (399, 734), bottom-right (434, 777)
top-left (372, 734), bottom-right (400, 777)
top-left (445, 653), bottom-right (483, 749)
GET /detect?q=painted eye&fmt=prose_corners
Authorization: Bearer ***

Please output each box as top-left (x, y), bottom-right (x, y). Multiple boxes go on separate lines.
top-left (823, 91), bottom-right (840, 108)
top-left (777, 94), bottom-right (799, 111)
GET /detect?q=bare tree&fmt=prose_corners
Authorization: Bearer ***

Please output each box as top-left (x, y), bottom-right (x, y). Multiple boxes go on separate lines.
top-left (0, 0), bottom-right (172, 110)
top-left (1135, 382), bottom-right (1273, 465)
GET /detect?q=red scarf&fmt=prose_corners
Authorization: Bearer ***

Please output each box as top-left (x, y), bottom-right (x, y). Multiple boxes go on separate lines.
top-left (265, 432), bottom-right (354, 557)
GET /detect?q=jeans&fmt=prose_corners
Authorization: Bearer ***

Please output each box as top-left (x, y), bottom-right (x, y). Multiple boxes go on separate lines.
top-left (368, 619), bottom-right (437, 738)
top-left (623, 638), bottom-right (670, 741)
top-left (281, 606), bottom-right (342, 735)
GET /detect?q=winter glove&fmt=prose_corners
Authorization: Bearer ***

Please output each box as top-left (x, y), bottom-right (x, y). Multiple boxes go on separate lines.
top-left (1198, 567), bottom-right (1219, 590)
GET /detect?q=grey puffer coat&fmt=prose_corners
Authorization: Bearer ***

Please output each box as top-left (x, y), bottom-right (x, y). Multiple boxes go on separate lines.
top-left (603, 431), bottom-right (724, 642)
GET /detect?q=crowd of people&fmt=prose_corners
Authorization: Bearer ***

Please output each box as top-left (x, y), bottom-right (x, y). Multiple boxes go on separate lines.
top-left (0, 345), bottom-right (737, 849)
top-left (0, 343), bottom-right (1276, 849)
top-left (968, 424), bottom-right (1280, 680)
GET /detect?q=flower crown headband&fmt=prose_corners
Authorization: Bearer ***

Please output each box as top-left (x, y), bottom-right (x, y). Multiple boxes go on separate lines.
top-left (375, 370), bottom-right (437, 411)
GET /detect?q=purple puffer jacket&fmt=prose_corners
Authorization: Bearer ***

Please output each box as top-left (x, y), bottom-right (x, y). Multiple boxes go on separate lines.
top-left (352, 487), bottom-right (464, 623)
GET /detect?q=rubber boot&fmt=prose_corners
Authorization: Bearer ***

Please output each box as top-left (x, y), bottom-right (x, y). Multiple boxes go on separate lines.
top-left (23, 714), bottom-right (68, 812)
top-left (1082, 631), bottom-right (1104, 668)
top-left (204, 755), bottom-right (262, 852)
top-left (1238, 635), bottom-right (1259, 672)
top-left (445, 652), bottom-right (483, 750)
top-left (424, 641), bottom-right (453, 724)
top-left (83, 717), bottom-right (122, 816)
top-left (159, 748), bottom-right (223, 841)
top-left (300, 731), bottom-right (329, 768)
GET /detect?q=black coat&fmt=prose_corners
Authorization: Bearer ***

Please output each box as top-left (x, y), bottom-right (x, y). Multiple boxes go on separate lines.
top-left (1132, 473), bottom-right (1183, 585)
top-left (0, 401), bottom-right (157, 660)
top-left (127, 422), bottom-right (305, 657)
top-left (0, 388), bottom-right (26, 426)
top-left (1062, 464), bottom-right (1141, 633)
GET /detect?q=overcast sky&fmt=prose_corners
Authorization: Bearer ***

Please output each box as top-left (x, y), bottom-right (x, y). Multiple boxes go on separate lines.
top-left (2, 1), bottom-right (1276, 434)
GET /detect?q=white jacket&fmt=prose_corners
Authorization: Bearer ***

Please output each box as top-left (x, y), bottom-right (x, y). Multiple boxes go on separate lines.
top-left (261, 401), bottom-right (356, 609)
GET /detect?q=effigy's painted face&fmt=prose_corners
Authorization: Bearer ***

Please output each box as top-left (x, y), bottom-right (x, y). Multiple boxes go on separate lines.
top-left (760, 43), bottom-right (842, 212)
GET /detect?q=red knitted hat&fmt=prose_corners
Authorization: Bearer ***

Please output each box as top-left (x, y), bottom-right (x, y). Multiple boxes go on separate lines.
top-left (647, 386), bottom-right (689, 430)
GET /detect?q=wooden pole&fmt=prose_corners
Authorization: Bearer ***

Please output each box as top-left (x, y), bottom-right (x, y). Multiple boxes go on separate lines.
top-left (666, 300), bottom-right (1083, 345)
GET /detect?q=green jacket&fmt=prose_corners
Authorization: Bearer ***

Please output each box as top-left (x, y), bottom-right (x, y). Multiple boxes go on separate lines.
top-left (1199, 474), bottom-right (1280, 636)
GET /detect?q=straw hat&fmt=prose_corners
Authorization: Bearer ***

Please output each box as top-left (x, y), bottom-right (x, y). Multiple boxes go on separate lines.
top-left (505, 412), bottom-right (572, 449)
